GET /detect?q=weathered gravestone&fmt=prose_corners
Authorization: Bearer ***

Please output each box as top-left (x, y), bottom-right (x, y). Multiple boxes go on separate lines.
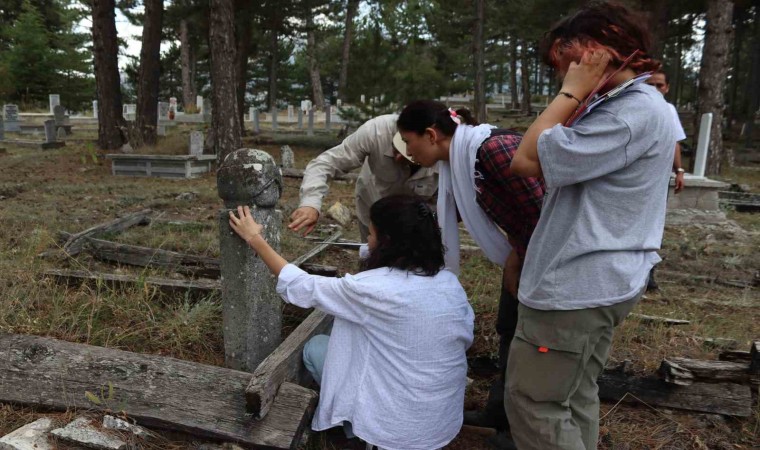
top-left (196, 95), bottom-right (204, 113)
top-left (307, 108), bottom-right (314, 136)
top-left (92, 100), bottom-right (98, 119)
top-left (4, 104), bottom-right (20, 132)
top-left (297, 108), bottom-right (303, 129)
top-left (158, 102), bottom-right (170, 120)
top-left (287, 105), bottom-right (294, 120)
top-left (217, 149), bottom-right (283, 371)
top-left (56, 126), bottom-right (66, 141)
top-left (49, 94), bottom-right (60, 115)
top-left (189, 131), bottom-right (203, 156)
top-left (249, 106), bottom-right (255, 123)
top-left (53, 104), bottom-right (66, 125)
top-left (280, 145), bottom-right (294, 169)
top-left (44, 120), bottom-right (56, 143)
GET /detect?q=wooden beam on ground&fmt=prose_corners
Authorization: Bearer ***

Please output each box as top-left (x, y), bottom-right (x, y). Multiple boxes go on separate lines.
top-left (659, 357), bottom-right (759, 386)
top-left (43, 269), bottom-right (220, 296)
top-left (719, 350), bottom-right (751, 363)
top-left (84, 237), bottom-right (220, 278)
top-left (281, 168), bottom-right (358, 182)
top-left (63, 209), bottom-right (152, 256)
top-left (291, 230), bottom-right (342, 267)
top-left (246, 309), bottom-right (334, 419)
top-left (0, 333), bottom-right (317, 449)
top-left (750, 341), bottom-right (760, 374)
top-left (598, 371), bottom-right (752, 417)
top-left (629, 313), bottom-right (690, 326)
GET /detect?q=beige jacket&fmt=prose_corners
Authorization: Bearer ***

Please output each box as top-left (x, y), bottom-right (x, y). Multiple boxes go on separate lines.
top-left (299, 114), bottom-right (438, 227)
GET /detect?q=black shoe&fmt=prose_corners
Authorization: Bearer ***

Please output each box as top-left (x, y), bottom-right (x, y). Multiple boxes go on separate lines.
top-left (463, 409), bottom-right (501, 429)
top-left (486, 431), bottom-right (518, 450)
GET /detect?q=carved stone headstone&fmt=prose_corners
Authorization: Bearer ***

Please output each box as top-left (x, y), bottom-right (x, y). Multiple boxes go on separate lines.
top-left (4, 104), bottom-right (20, 132)
top-left (44, 120), bottom-right (56, 142)
top-left (280, 145), bottom-right (294, 169)
top-left (56, 126), bottom-right (66, 141)
top-left (287, 105), bottom-right (294, 120)
top-left (249, 106), bottom-right (255, 123)
top-left (49, 94), bottom-right (60, 115)
top-left (217, 148), bottom-right (283, 371)
top-left (196, 95), bottom-right (204, 113)
top-left (92, 100), bottom-right (98, 119)
top-left (53, 105), bottom-right (66, 125)
top-left (307, 108), bottom-right (314, 136)
top-left (190, 131), bottom-right (204, 155)
top-left (157, 124), bottom-right (167, 137)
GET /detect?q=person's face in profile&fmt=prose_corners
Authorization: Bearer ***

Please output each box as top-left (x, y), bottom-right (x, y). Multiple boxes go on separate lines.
top-left (646, 73), bottom-right (669, 96)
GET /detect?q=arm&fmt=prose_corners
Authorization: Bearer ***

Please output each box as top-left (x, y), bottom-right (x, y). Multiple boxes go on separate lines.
top-left (503, 249), bottom-right (522, 297)
top-left (512, 50), bottom-right (611, 178)
top-left (673, 142), bottom-right (684, 194)
top-left (230, 206), bottom-right (287, 276)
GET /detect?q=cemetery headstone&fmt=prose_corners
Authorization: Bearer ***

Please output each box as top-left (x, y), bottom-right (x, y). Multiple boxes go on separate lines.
top-left (49, 94), bottom-right (60, 115)
top-left (203, 99), bottom-right (211, 122)
top-left (280, 145), bottom-right (294, 169)
top-left (158, 102), bottom-right (170, 120)
top-left (189, 131), bottom-right (204, 156)
top-left (271, 107), bottom-right (278, 131)
top-left (4, 104), bottom-right (20, 132)
top-left (92, 100), bottom-right (98, 119)
top-left (287, 105), bottom-right (294, 120)
top-left (53, 105), bottom-right (66, 126)
top-left (336, 99), bottom-right (342, 107)
top-left (196, 95), bottom-right (204, 113)
top-left (249, 106), bottom-right (255, 123)
top-left (253, 109), bottom-right (260, 133)
top-left (0, 115), bottom-right (4, 141)
top-left (217, 148), bottom-right (283, 371)
top-left (693, 113), bottom-right (713, 178)
top-left (360, 94), bottom-right (365, 103)
top-left (44, 120), bottom-right (56, 142)
top-left (297, 108), bottom-right (303, 129)
top-left (169, 97), bottom-right (177, 119)
top-left (307, 108), bottom-right (314, 136)
top-left (56, 126), bottom-right (66, 141)
top-left (325, 102), bottom-right (331, 130)
top-left (157, 124), bottom-right (167, 137)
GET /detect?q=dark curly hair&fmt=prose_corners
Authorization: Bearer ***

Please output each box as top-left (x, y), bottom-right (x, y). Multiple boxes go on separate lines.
top-left (397, 100), bottom-right (479, 138)
top-left (360, 195), bottom-right (444, 276)
top-left (540, 1), bottom-right (661, 74)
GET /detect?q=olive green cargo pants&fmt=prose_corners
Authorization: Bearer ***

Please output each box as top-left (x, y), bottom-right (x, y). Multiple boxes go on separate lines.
top-left (504, 293), bottom-right (641, 450)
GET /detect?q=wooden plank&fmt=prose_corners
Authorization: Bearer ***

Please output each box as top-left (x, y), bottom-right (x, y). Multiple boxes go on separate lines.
top-left (0, 333), bottom-right (317, 448)
top-left (84, 237), bottom-right (220, 278)
top-left (246, 310), bottom-right (334, 419)
top-left (751, 341), bottom-right (760, 374)
top-left (659, 357), bottom-right (758, 386)
top-left (63, 209), bottom-right (152, 256)
top-left (281, 168), bottom-right (358, 182)
top-left (598, 371), bottom-right (752, 417)
top-left (719, 350), bottom-right (751, 363)
top-left (43, 269), bottom-right (220, 296)
top-left (291, 230), bottom-right (342, 267)
top-left (628, 313), bottom-right (690, 326)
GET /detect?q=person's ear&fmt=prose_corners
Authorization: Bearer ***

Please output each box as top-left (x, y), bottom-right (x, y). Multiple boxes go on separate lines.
top-left (425, 127), bottom-right (438, 145)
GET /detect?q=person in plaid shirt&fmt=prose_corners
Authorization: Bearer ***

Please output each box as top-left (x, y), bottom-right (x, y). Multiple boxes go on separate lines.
top-left (396, 100), bottom-right (545, 448)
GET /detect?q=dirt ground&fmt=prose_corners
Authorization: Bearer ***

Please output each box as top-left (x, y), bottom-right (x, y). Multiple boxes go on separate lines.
top-left (0, 124), bottom-right (758, 449)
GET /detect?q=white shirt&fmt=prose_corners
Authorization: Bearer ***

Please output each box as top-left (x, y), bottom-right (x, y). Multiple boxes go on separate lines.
top-left (668, 103), bottom-right (687, 142)
top-left (277, 264), bottom-right (474, 450)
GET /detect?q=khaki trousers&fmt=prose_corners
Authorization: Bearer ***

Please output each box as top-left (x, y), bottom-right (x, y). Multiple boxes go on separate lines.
top-left (504, 293), bottom-right (641, 450)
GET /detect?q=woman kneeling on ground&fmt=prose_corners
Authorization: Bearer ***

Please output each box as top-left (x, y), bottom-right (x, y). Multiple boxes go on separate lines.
top-left (229, 194), bottom-right (474, 450)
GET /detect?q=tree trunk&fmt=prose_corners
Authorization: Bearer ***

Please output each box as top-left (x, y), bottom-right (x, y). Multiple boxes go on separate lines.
top-left (520, 40), bottom-right (532, 115)
top-left (473, 0), bottom-right (486, 122)
top-left (306, 15), bottom-right (324, 110)
top-left (509, 35), bottom-right (518, 110)
top-left (337, 0), bottom-right (359, 102)
top-left (267, 28), bottom-right (278, 111)
top-left (209, 0), bottom-right (241, 162)
top-left (742, 15), bottom-right (760, 150)
top-left (91, 0), bottom-right (126, 150)
top-left (135, 0), bottom-right (163, 146)
top-left (698, 0), bottom-right (733, 175)
top-left (236, 24), bottom-right (252, 133)
top-left (180, 19), bottom-right (195, 111)
top-left (641, 0), bottom-right (669, 60)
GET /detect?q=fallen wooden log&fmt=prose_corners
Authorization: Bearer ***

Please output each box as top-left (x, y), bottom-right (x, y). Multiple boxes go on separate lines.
top-left (0, 333), bottom-right (316, 449)
top-left (629, 313), bottom-right (690, 326)
top-left (247, 310), bottom-right (334, 419)
top-left (43, 269), bottom-right (220, 296)
top-left (63, 209), bottom-right (152, 256)
top-left (598, 371), bottom-right (752, 417)
top-left (719, 350), bottom-right (751, 363)
top-left (751, 341), bottom-right (760, 374)
top-left (281, 167), bottom-right (358, 182)
top-left (659, 357), bottom-right (759, 386)
top-left (84, 237), bottom-right (220, 278)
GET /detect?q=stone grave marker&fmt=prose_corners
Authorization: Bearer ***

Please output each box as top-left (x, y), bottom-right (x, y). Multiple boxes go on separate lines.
top-left (4, 104), bottom-right (20, 132)
top-left (693, 113), bottom-right (713, 178)
top-left (196, 95), bottom-right (204, 113)
top-left (92, 100), bottom-right (98, 119)
top-left (203, 98), bottom-right (211, 122)
top-left (157, 124), bottom-right (167, 136)
top-left (53, 105), bottom-right (66, 125)
top-left (0, 114), bottom-right (4, 141)
top-left (158, 102), bottom-right (170, 120)
top-left (249, 106), bottom-right (255, 123)
top-left (280, 145), bottom-right (294, 169)
top-left (307, 108), bottom-right (314, 136)
top-left (49, 94), bottom-right (60, 115)
top-left (190, 131), bottom-right (204, 155)
top-left (56, 126), bottom-right (66, 141)
top-left (325, 101), bottom-right (331, 130)
top-left (287, 105), bottom-right (294, 120)
top-left (44, 120), bottom-right (56, 143)
top-left (217, 148), bottom-right (283, 371)
top-left (360, 94), bottom-right (365, 103)
top-left (297, 108), bottom-right (303, 129)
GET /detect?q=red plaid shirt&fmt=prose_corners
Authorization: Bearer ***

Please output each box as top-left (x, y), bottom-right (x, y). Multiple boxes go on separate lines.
top-left (474, 132), bottom-right (545, 261)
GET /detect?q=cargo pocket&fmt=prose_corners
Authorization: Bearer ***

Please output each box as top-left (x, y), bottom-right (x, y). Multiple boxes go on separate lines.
top-left (508, 318), bottom-right (587, 403)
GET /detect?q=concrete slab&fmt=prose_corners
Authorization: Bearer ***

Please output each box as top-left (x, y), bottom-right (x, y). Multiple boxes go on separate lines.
top-left (0, 418), bottom-right (54, 450)
top-left (667, 175), bottom-right (730, 211)
top-left (51, 417), bottom-right (126, 450)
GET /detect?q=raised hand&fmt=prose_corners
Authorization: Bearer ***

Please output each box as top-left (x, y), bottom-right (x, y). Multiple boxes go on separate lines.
top-left (561, 49), bottom-right (611, 102)
top-left (288, 206), bottom-right (319, 236)
top-left (229, 205), bottom-right (264, 244)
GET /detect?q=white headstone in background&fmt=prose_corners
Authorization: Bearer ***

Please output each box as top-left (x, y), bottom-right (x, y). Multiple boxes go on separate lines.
top-left (158, 102), bottom-right (170, 120)
top-left (169, 97), bottom-right (177, 111)
top-left (693, 112), bottom-right (713, 178)
top-left (189, 131), bottom-right (204, 155)
top-left (287, 105), bottom-right (294, 119)
top-left (157, 124), bottom-right (166, 136)
top-left (360, 94), bottom-right (365, 103)
top-left (249, 106), bottom-right (255, 122)
top-left (92, 100), bottom-right (98, 119)
top-left (280, 145), bottom-right (294, 169)
top-left (4, 104), bottom-right (20, 131)
top-left (301, 100), bottom-right (310, 112)
top-left (196, 95), bottom-right (204, 113)
top-left (49, 94), bottom-right (60, 115)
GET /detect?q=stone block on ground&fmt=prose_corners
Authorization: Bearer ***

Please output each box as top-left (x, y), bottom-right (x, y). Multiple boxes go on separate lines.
top-left (102, 415), bottom-right (151, 439)
top-left (326, 201), bottom-right (352, 227)
top-left (0, 417), bottom-right (55, 450)
top-left (280, 145), bottom-right (294, 169)
top-left (56, 127), bottom-right (66, 141)
top-left (51, 417), bottom-right (126, 450)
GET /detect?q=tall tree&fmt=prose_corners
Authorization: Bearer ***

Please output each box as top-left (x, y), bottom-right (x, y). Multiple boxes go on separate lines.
top-left (698, 0), bottom-right (733, 175)
top-left (473, 0), bottom-right (486, 121)
top-left (337, 0), bottom-right (359, 102)
top-left (209, 0), bottom-right (241, 161)
top-left (520, 40), bottom-right (532, 115)
top-left (306, 13), bottom-right (325, 110)
top-left (135, 0), bottom-right (164, 146)
top-left (509, 36), bottom-right (518, 109)
top-left (179, 18), bottom-right (196, 110)
top-left (92, 0), bottom-right (127, 150)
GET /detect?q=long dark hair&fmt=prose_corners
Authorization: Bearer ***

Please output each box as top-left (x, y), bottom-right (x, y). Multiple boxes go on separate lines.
top-left (397, 100), bottom-right (479, 138)
top-left (540, 1), bottom-right (660, 74)
top-left (360, 195), bottom-right (444, 276)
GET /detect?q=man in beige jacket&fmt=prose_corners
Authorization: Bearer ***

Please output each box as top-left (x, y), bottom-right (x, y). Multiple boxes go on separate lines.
top-left (289, 114), bottom-right (438, 240)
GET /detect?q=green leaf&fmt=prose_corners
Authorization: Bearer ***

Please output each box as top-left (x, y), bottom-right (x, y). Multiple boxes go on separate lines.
top-left (85, 391), bottom-right (102, 405)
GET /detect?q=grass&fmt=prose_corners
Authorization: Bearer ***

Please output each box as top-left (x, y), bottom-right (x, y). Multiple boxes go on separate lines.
top-left (0, 124), bottom-right (758, 449)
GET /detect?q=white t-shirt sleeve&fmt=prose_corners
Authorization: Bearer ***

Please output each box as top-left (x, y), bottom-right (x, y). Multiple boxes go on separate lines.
top-left (276, 264), bottom-right (368, 324)
top-left (668, 103), bottom-right (686, 142)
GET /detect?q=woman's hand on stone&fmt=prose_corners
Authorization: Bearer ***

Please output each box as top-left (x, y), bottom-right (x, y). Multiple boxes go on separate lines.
top-left (229, 205), bottom-right (264, 245)
top-left (560, 49), bottom-right (611, 101)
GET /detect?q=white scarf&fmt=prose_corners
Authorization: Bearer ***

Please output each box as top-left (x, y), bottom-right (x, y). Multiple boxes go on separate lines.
top-left (437, 124), bottom-right (512, 274)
